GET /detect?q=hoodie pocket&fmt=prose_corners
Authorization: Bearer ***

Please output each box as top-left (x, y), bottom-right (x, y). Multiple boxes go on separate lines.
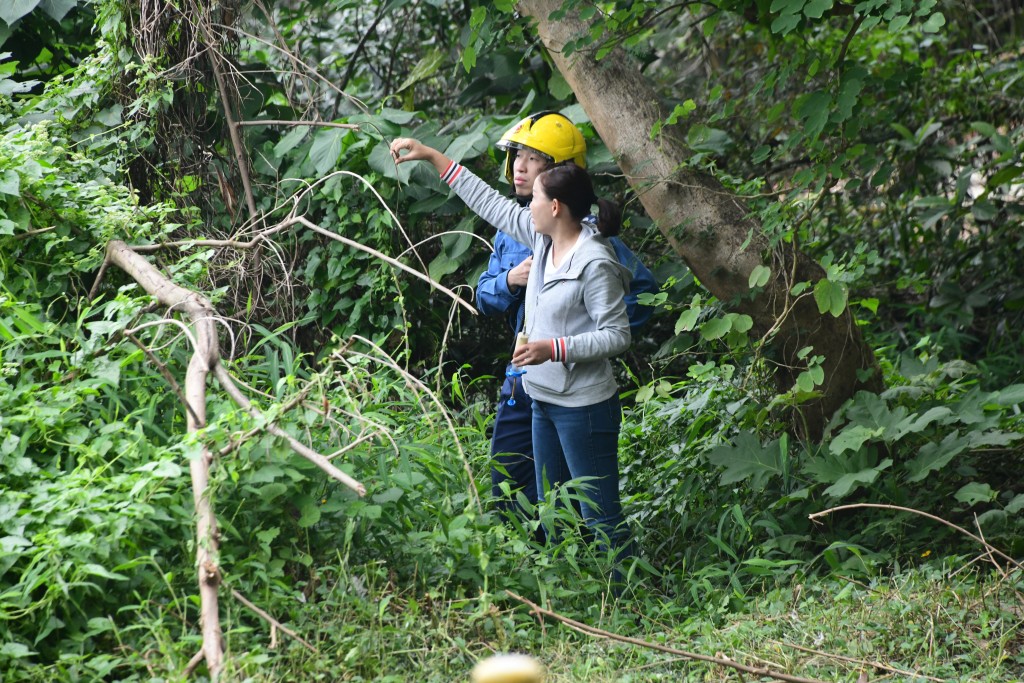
top-left (525, 361), bottom-right (570, 395)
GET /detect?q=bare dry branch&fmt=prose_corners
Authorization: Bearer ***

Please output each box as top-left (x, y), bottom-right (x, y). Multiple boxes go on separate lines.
top-left (235, 120), bottom-right (359, 130)
top-left (104, 239), bottom-right (225, 677)
top-left (213, 363), bottom-right (367, 496)
top-left (231, 589), bottom-right (317, 653)
top-left (810, 503), bottom-right (1023, 571)
top-left (505, 592), bottom-right (832, 683)
top-left (774, 641), bottom-right (944, 682)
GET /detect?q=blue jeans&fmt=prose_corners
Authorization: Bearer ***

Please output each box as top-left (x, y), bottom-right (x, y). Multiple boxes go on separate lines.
top-left (531, 394), bottom-right (629, 552)
top-left (490, 364), bottom-right (537, 510)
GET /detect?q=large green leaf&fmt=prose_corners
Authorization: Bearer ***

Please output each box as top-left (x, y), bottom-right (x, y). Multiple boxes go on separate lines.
top-left (39, 0), bottom-right (77, 22)
top-left (706, 431), bottom-right (785, 490)
top-left (309, 128), bottom-right (345, 176)
top-left (904, 432), bottom-right (969, 482)
top-left (822, 460), bottom-right (891, 498)
top-left (813, 278), bottom-right (847, 316)
top-left (0, 0), bottom-right (40, 25)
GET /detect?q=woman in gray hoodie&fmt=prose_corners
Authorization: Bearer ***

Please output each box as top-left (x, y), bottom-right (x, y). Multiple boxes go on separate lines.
top-left (390, 137), bottom-right (633, 557)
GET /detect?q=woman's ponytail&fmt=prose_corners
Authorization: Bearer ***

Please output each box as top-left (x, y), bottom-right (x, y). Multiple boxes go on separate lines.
top-left (595, 197), bottom-right (621, 237)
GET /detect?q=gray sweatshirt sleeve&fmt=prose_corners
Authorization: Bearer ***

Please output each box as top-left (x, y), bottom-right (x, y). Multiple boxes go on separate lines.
top-left (440, 161), bottom-right (535, 248)
top-left (563, 259), bottom-right (631, 362)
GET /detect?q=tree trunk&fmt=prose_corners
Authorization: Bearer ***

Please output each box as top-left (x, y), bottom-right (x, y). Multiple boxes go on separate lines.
top-left (518, 0), bottom-right (882, 439)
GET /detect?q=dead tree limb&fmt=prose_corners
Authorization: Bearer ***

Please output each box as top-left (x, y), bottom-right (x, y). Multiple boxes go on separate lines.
top-left (231, 589), bottom-right (317, 653)
top-left (105, 239), bottom-right (370, 677)
top-left (105, 239), bottom-right (225, 678)
top-left (505, 591), bottom-right (831, 683)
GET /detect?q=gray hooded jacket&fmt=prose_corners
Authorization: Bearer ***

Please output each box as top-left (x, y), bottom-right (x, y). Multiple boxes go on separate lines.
top-left (441, 162), bottom-right (631, 407)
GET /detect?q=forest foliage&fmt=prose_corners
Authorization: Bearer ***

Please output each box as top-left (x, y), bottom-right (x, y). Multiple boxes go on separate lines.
top-left (1, 0), bottom-right (1023, 680)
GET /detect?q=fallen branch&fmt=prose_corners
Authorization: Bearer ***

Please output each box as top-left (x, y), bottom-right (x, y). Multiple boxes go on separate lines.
top-left (231, 589), bottom-right (317, 653)
top-left (809, 503), bottom-right (1022, 571)
top-left (773, 640), bottom-right (944, 683)
top-left (105, 239), bottom-right (224, 677)
top-left (213, 363), bottom-right (367, 497)
top-left (505, 592), bottom-right (831, 683)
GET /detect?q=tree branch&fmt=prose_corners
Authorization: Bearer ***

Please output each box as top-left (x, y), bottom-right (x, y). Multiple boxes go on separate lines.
top-left (809, 503), bottom-right (1022, 571)
top-left (213, 363), bottom-right (367, 496)
top-left (505, 592), bottom-right (831, 683)
top-left (235, 120), bottom-right (359, 130)
top-left (231, 589), bottom-right (317, 653)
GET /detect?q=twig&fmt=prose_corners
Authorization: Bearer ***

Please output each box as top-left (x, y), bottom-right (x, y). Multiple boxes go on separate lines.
top-left (216, 376), bottom-right (318, 456)
top-left (505, 592), bottom-right (831, 683)
top-left (126, 333), bottom-right (203, 426)
top-left (292, 216), bottom-right (476, 315)
top-left (204, 32), bottom-right (259, 223)
top-left (13, 225), bottom-right (57, 240)
top-left (809, 504), bottom-right (1023, 571)
top-left (235, 120), bottom-right (359, 130)
top-left (231, 589), bottom-right (317, 653)
top-left (773, 641), bottom-right (945, 682)
top-left (973, 512), bottom-right (1011, 580)
top-left (88, 255), bottom-right (111, 301)
top-left (213, 363), bottom-right (367, 496)
top-left (182, 649), bottom-right (204, 676)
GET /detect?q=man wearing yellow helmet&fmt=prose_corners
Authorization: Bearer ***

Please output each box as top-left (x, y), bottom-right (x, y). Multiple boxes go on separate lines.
top-left (475, 111), bottom-right (657, 521)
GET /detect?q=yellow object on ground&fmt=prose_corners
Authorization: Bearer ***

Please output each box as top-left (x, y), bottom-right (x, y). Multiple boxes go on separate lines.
top-left (470, 653), bottom-right (545, 683)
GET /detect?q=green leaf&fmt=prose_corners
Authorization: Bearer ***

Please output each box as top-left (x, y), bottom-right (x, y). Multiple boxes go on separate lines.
top-left (273, 125), bottom-right (310, 158)
top-left (297, 496), bottom-right (322, 528)
top-left (819, 458), bottom-right (891, 498)
top-left (793, 91), bottom-right (830, 140)
top-left (0, 0), bottom-right (41, 25)
top-left (988, 165), bottom-right (1024, 188)
top-left (922, 11), bottom-right (945, 32)
top-left (803, 0), bottom-right (833, 19)
top-left (813, 278), bottom-right (847, 316)
top-left (707, 432), bottom-right (785, 490)
top-left (675, 296), bottom-right (702, 333)
top-left (80, 563), bottom-right (128, 581)
top-left (991, 384), bottom-right (1024, 405)
top-left (699, 316), bottom-right (731, 340)
top-left (372, 487), bottom-right (405, 504)
top-left (829, 424), bottom-right (882, 455)
top-left (309, 128), bottom-right (345, 176)
top-left (1005, 494), bottom-right (1024, 515)
top-left (548, 70), bottom-right (573, 100)
top-left (38, 0), bottom-right (77, 22)
top-left (0, 642), bottom-right (35, 658)
top-left (904, 432), bottom-right (969, 482)
top-left (770, 11), bottom-right (802, 36)
top-left (461, 44), bottom-right (477, 72)
top-left (686, 125), bottom-right (732, 154)
top-left (0, 169), bottom-right (20, 196)
top-left (666, 100), bottom-right (696, 125)
top-left (397, 49), bottom-right (445, 92)
top-left (730, 314), bottom-right (754, 333)
top-left (954, 482), bottom-right (994, 506)
top-left (443, 130), bottom-right (490, 163)
top-left (888, 14), bottom-right (911, 32)
top-left (834, 70), bottom-right (864, 122)
top-left (748, 264), bottom-right (771, 289)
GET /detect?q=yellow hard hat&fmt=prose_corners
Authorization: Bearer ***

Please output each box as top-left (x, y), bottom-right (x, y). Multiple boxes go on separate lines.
top-left (495, 111), bottom-right (587, 184)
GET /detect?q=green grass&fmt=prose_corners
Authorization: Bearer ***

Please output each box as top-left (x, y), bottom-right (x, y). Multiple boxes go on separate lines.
top-left (185, 561), bottom-right (1023, 682)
